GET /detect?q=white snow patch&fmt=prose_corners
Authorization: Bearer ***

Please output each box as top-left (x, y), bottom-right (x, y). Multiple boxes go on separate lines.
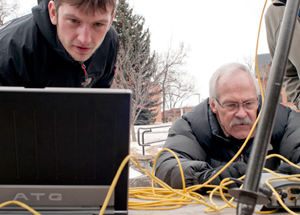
top-left (129, 167), bottom-right (143, 179)
top-left (130, 123), bottom-right (172, 156)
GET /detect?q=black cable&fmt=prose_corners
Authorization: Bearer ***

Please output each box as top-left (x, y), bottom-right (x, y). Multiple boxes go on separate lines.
top-left (229, 178), bottom-right (273, 197)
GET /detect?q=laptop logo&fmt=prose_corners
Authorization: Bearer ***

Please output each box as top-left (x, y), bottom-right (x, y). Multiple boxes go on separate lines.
top-left (13, 193), bottom-right (62, 201)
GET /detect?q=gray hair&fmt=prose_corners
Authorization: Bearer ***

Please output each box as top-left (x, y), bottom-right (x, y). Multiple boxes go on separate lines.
top-left (209, 62), bottom-right (260, 100)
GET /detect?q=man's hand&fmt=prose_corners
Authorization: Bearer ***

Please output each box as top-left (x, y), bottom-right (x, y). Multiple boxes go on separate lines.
top-left (278, 162), bottom-right (300, 175)
top-left (210, 161), bottom-right (247, 187)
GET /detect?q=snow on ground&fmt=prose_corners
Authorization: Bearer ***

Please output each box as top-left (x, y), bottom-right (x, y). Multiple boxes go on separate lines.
top-left (129, 167), bottom-right (143, 178)
top-left (129, 122), bottom-right (172, 179)
top-left (130, 122), bottom-right (172, 156)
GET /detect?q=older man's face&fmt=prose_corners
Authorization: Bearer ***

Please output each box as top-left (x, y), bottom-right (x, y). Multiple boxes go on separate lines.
top-left (210, 70), bottom-right (259, 139)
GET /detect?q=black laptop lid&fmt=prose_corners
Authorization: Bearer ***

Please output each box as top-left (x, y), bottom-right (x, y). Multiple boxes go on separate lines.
top-left (0, 87), bottom-right (131, 214)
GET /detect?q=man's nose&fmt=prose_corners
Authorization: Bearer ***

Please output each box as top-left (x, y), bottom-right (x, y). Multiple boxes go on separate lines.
top-left (235, 105), bottom-right (248, 118)
top-left (78, 25), bottom-right (92, 45)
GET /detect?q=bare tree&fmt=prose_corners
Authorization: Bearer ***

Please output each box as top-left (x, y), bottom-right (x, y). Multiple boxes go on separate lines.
top-left (242, 55), bottom-right (271, 94)
top-left (112, 40), bottom-right (162, 141)
top-left (242, 55), bottom-right (255, 72)
top-left (0, 0), bottom-right (19, 26)
top-left (155, 42), bottom-right (190, 123)
top-left (165, 71), bottom-right (196, 123)
top-left (256, 62), bottom-right (271, 94)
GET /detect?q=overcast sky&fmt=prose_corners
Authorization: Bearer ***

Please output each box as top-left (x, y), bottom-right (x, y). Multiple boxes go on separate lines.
top-left (16, 0), bottom-right (272, 105)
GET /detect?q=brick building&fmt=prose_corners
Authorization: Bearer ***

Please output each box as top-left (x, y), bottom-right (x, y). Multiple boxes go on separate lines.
top-left (160, 54), bottom-right (299, 124)
top-left (257, 53), bottom-right (299, 112)
top-left (150, 84), bottom-right (162, 123)
top-left (162, 106), bottom-right (195, 123)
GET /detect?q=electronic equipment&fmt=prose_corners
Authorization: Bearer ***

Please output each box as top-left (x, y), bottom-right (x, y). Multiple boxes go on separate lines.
top-left (0, 87), bottom-right (131, 215)
top-left (260, 172), bottom-right (300, 209)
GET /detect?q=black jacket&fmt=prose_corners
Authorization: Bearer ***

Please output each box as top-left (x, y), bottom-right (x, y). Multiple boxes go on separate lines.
top-left (0, 0), bottom-right (119, 88)
top-left (155, 98), bottom-right (300, 189)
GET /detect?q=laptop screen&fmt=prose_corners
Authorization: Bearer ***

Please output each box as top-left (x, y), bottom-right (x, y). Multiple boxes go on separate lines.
top-left (0, 87), bottom-right (131, 214)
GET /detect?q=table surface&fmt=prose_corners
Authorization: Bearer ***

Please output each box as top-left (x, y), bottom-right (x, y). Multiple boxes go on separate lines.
top-left (128, 196), bottom-right (299, 215)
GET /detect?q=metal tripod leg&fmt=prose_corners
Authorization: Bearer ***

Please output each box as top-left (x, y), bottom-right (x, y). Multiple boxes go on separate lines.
top-left (229, 0), bottom-right (300, 214)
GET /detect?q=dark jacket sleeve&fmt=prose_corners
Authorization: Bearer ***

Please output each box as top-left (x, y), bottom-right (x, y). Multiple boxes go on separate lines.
top-left (0, 15), bottom-right (37, 87)
top-left (0, 41), bottom-right (30, 86)
top-left (0, 45), bottom-right (31, 87)
top-left (155, 117), bottom-right (211, 189)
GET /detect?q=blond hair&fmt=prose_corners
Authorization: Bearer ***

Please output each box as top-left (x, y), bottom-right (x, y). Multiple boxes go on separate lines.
top-left (53, 0), bottom-right (117, 15)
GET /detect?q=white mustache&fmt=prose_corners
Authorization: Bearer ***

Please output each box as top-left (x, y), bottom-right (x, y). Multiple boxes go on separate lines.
top-left (230, 117), bottom-right (253, 127)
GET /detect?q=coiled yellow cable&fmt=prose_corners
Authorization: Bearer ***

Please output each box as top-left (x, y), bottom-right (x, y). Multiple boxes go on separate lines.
top-left (1, 0), bottom-right (297, 214)
top-left (1, 154), bottom-right (300, 214)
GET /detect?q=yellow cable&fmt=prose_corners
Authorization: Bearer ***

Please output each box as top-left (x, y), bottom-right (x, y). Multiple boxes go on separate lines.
top-left (0, 200), bottom-right (41, 215)
top-left (185, 108), bottom-right (262, 194)
top-left (254, 0), bottom-right (269, 103)
top-left (265, 176), bottom-right (300, 215)
top-left (205, 178), bottom-right (235, 212)
top-left (127, 153), bottom-right (300, 214)
top-left (1, 153), bottom-right (299, 214)
top-left (263, 154), bottom-right (300, 215)
top-left (99, 155), bottom-right (136, 215)
top-left (0, 1), bottom-right (293, 214)
top-left (203, 153), bottom-right (300, 214)
top-left (129, 149), bottom-right (218, 211)
top-left (124, 1), bottom-right (291, 213)
top-left (101, 1), bottom-right (273, 213)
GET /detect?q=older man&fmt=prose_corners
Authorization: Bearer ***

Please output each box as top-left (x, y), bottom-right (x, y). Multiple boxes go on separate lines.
top-left (155, 62), bottom-right (300, 189)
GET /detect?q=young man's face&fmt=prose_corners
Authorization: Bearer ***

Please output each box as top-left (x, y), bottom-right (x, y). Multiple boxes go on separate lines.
top-left (210, 71), bottom-right (259, 140)
top-left (48, 1), bottom-right (114, 62)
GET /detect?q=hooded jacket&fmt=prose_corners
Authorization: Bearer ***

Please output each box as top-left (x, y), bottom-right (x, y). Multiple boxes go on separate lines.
top-left (0, 0), bottom-right (119, 88)
top-left (155, 98), bottom-right (300, 189)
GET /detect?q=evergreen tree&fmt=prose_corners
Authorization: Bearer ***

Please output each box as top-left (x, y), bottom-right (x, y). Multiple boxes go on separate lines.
top-left (135, 108), bottom-right (158, 125)
top-left (135, 97), bottom-right (160, 125)
top-left (112, 0), bottom-right (161, 138)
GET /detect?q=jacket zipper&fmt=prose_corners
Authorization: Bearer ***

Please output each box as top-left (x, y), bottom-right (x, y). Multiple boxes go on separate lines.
top-left (81, 63), bottom-right (88, 83)
top-left (240, 154), bottom-right (244, 162)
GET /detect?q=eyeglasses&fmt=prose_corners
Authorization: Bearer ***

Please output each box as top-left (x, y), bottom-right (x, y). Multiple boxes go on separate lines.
top-left (215, 98), bottom-right (259, 112)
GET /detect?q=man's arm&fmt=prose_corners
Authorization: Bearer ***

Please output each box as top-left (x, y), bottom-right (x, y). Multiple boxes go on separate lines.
top-left (0, 50), bottom-right (24, 86)
top-left (0, 15), bottom-right (34, 87)
top-left (155, 117), bottom-right (210, 188)
top-left (155, 117), bottom-right (247, 189)
top-left (0, 45), bottom-right (31, 86)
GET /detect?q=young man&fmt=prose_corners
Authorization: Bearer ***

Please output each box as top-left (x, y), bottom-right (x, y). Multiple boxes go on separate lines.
top-left (155, 62), bottom-right (300, 190)
top-left (0, 0), bottom-right (119, 88)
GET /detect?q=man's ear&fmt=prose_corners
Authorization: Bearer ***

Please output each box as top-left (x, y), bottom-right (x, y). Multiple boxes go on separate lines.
top-left (209, 98), bottom-right (218, 114)
top-left (48, 1), bottom-right (57, 25)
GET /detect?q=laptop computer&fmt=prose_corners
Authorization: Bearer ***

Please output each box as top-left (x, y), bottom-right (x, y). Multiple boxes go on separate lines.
top-left (0, 87), bottom-right (131, 215)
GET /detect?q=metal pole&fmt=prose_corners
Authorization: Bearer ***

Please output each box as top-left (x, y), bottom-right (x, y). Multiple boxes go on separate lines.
top-left (229, 1), bottom-right (300, 214)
